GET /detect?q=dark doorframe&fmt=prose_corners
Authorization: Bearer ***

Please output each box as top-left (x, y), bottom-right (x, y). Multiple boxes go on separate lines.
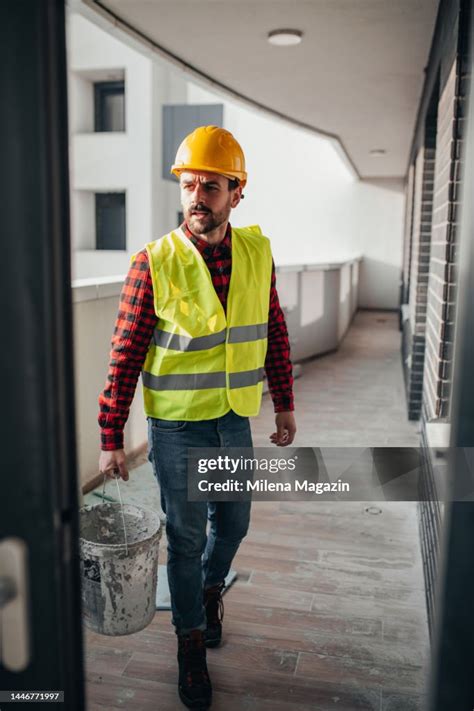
top-left (0, 1), bottom-right (84, 706)
top-left (429, 4), bottom-right (474, 709)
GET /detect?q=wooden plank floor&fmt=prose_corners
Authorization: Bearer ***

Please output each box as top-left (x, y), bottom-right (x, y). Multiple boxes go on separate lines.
top-left (252, 309), bottom-right (421, 448)
top-left (85, 310), bottom-right (429, 710)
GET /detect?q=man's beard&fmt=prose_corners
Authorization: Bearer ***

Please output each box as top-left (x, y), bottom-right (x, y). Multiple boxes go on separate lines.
top-left (185, 203), bottom-right (230, 235)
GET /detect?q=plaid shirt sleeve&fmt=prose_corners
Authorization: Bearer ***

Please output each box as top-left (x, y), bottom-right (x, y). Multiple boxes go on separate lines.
top-left (98, 250), bottom-right (157, 451)
top-left (264, 261), bottom-right (295, 412)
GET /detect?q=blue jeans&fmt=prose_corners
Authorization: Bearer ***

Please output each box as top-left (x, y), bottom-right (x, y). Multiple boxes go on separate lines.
top-left (148, 409), bottom-right (253, 635)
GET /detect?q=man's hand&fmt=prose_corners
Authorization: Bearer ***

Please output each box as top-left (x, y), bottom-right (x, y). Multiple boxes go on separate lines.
top-left (99, 449), bottom-right (129, 482)
top-left (269, 411), bottom-right (296, 447)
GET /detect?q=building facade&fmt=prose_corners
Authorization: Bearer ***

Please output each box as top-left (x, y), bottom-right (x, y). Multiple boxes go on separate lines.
top-left (67, 11), bottom-right (405, 313)
top-left (400, 0), bottom-right (471, 636)
top-left (68, 13), bottom-right (189, 279)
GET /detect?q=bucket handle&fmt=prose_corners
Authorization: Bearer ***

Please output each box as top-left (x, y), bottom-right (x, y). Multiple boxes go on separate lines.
top-left (102, 473), bottom-right (129, 556)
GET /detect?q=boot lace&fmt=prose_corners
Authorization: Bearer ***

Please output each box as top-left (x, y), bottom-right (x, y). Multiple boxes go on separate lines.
top-left (180, 635), bottom-right (209, 687)
top-left (204, 583), bottom-right (225, 626)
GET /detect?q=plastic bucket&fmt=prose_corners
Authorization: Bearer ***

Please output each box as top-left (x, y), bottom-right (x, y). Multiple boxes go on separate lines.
top-left (79, 502), bottom-right (162, 636)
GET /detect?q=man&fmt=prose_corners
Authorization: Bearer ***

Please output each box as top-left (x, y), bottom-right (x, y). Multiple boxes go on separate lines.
top-left (98, 125), bottom-right (296, 709)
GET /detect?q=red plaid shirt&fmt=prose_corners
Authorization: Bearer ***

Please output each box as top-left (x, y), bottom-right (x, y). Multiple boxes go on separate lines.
top-left (98, 223), bottom-right (294, 450)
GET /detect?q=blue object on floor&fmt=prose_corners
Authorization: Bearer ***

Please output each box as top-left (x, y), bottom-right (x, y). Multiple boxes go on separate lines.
top-left (156, 567), bottom-right (237, 610)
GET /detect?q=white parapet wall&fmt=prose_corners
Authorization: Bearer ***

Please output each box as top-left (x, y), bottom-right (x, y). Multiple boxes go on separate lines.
top-left (276, 258), bottom-right (360, 361)
top-left (73, 257), bottom-right (360, 489)
top-left (72, 276), bottom-right (148, 491)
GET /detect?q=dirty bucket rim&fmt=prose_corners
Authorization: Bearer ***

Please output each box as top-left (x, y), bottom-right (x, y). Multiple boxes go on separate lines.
top-left (79, 502), bottom-right (162, 548)
top-left (79, 527), bottom-right (162, 549)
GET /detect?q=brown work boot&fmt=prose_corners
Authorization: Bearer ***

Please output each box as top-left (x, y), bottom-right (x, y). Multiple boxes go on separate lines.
top-left (203, 582), bottom-right (225, 648)
top-left (177, 629), bottom-right (212, 709)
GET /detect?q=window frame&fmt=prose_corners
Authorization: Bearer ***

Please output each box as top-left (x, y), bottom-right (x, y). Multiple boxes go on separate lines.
top-left (95, 192), bottom-right (126, 251)
top-left (94, 80), bottom-right (126, 132)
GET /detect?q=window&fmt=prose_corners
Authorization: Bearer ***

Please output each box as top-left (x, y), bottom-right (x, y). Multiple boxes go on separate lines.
top-left (162, 104), bottom-right (224, 180)
top-left (95, 193), bottom-right (126, 250)
top-left (94, 81), bottom-right (125, 132)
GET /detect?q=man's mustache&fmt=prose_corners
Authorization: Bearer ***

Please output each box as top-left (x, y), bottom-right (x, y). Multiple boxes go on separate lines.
top-left (190, 204), bottom-right (211, 214)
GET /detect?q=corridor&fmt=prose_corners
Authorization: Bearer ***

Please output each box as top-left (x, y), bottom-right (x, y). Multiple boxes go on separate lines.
top-left (253, 309), bottom-right (421, 448)
top-left (85, 310), bottom-right (429, 711)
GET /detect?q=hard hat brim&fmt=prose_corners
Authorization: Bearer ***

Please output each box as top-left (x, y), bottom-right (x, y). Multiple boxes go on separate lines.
top-left (171, 163), bottom-right (247, 187)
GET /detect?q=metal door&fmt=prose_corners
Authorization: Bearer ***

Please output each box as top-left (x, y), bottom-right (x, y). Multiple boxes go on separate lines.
top-left (0, 1), bottom-right (85, 707)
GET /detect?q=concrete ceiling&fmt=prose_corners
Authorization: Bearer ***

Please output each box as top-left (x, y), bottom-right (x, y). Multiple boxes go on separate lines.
top-left (88, 0), bottom-right (440, 178)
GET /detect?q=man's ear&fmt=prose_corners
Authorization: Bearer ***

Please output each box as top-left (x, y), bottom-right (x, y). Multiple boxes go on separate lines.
top-left (230, 186), bottom-right (243, 208)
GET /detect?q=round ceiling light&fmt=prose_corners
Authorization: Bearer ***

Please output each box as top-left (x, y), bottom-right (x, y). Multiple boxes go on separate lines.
top-left (267, 29), bottom-right (303, 46)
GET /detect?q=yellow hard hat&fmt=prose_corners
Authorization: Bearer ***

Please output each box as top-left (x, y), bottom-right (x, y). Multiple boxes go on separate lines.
top-left (171, 125), bottom-right (247, 187)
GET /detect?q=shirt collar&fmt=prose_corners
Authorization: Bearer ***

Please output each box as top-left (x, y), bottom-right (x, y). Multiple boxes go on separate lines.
top-left (181, 221), bottom-right (232, 258)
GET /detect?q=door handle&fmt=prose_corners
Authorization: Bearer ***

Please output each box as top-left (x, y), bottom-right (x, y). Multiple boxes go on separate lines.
top-left (0, 576), bottom-right (17, 607)
top-left (0, 538), bottom-right (30, 671)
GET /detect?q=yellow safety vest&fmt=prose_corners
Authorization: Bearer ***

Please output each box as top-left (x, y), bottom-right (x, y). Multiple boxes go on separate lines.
top-left (140, 225), bottom-right (273, 420)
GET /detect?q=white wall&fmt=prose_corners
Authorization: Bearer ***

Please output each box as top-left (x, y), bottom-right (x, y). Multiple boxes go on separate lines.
top-left (68, 14), bottom-right (185, 280)
top-left (73, 279), bottom-right (148, 489)
top-left (187, 81), bottom-right (405, 309)
top-left (345, 178), bottom-right (405, 309)
top-left (71, 190), bottom-right (94, 249)
top-left (150, 60), bottom-right (187, 238)
top-left (68, 71), bottom-right (93, 134)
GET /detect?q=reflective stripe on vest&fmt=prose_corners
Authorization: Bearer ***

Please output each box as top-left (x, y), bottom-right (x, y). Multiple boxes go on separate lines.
top-left (229, 367), bottom-right (265, 389)
top-left (153, 322), bottom-right (268, 351)
top-left (142, 370), bottom-right (226, 391)
top-left (142, 366), bottom-right (265, 391)
top-left (227, 323), bottom-right (268, 344)
top-left (153, 328), bottom-right (226, 352)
